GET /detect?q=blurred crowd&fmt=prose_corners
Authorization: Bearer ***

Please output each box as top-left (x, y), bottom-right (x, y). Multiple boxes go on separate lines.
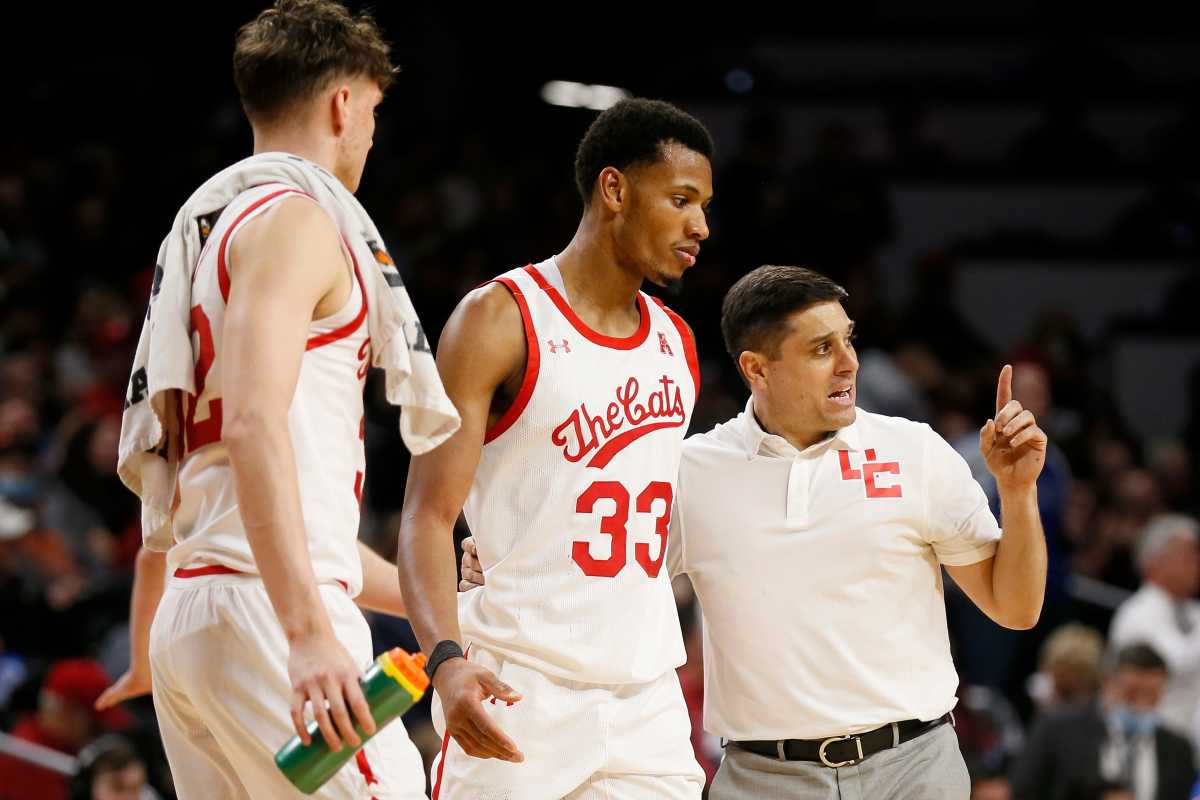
top-left (3, 16), bottom-right (1200, 799)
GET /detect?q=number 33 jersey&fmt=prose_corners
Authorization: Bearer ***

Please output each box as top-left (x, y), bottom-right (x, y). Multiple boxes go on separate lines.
top-left (461, 258), bottom-right (698, 684)
top-left (169, 183), bottom-right (372, 596)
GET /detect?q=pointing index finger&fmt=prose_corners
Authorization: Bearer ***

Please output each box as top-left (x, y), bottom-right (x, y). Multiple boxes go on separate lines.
top-left (996, 364), bottom-right (1013, 414)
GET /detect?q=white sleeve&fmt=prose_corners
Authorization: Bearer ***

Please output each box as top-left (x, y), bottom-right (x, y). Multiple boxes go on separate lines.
top-left (922, 424), bottom-right (1002, 566)
top-left (666, 499), bottom-right (685, 579)
top-left (667, 446), bottom-right (698, 579)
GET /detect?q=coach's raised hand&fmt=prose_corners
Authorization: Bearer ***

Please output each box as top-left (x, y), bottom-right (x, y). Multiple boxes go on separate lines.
top-left (980, 364), bottom-right (1048, 491)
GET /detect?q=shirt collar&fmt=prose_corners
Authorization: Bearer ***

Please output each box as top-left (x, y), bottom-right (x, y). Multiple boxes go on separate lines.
top-left (738, 396), bottom-right (862, 459)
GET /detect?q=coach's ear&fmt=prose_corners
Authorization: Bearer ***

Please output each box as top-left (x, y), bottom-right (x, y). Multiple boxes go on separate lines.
top-left (738, 350), bottom-right (769, 392)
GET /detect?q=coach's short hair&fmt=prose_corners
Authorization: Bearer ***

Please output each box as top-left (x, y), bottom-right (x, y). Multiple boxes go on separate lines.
top-left (720, 265), bottom-right (849, 376)
top-left (233, 0), bottom-right (397, 124)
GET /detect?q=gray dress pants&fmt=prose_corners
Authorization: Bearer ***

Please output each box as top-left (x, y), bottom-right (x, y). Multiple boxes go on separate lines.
top-left (709, 722), bottom-right (970, 800)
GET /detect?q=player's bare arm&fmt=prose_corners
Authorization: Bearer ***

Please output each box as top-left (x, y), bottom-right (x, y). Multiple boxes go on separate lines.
top-left (397, 282), bottom-right (526, 763)
top-left (354, 541), bottom-right (408, 617)
top-left (945, 364), bottom-right (1049, 630)
top-left (95, 546), bottom-right (165, 710)
top-left (222, 195), bottom-right (375, 752)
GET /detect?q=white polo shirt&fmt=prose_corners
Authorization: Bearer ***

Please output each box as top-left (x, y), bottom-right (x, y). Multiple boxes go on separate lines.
top-left (668, 398), bottom-right (1002, 741)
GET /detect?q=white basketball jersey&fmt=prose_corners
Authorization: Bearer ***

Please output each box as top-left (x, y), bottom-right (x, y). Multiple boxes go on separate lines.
top-left (460, 258), bottom-right (698, 684)
top-left (168, 183), bottom-right (372, 595)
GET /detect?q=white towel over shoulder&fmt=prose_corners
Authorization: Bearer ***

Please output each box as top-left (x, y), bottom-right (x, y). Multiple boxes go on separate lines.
top-left (118, 152), bottom-right (460, 551)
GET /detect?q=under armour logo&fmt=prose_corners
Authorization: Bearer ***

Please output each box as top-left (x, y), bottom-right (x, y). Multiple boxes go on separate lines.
top-left (547, 339), bottom-right (571, 354)
top-left (658, 332), bottom-right (674, 356)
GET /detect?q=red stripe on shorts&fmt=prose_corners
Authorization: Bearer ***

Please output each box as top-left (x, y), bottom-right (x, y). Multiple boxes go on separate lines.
top-left (173, 564), bottom-right (348, 593)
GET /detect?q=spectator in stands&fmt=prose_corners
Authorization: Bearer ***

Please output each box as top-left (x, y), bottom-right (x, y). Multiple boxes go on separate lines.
top-left (0, 659), bottom-right (130, 800)
top-left (1109, 514), bottom-right (1200, 744)
top-left (1075, 781), bottom-right (1136, 800)
top-left (43, 415), bottom-right (139, 575)
top-left (1147, 441), bottom-right (1194, 517)
top-left (899, 251), bottom-right (995, 375)
top-left (1028, 623), bottom-right (1105, 715)
top-left (1077, 468), bottom-right (1166, 591)
top-left (67, 734), bottom-right (155, 800)
top-left (969, 764), bottom-right (1012, 800)
top-left (1010, 643), bottom-right (1194, 800)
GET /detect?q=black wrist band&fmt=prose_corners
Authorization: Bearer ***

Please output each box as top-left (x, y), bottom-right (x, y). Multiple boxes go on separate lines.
top-left (426, 640), bottom-right (465, 680)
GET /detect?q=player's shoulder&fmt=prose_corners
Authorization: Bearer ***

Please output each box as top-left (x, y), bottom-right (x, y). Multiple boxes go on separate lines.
top-left (452, 279), bottom-right (524, 330)
top-left (233, 191), bottom-right (336, 251)
top-left (437, 275), bottom-right (528, 368)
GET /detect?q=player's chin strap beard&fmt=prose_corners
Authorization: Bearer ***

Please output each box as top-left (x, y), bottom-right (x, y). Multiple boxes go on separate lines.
top-left (659, 276), bottom-right (684, 296)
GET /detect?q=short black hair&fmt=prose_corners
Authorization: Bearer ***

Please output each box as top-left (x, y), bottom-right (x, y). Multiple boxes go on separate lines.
top-left (721, 265), bottom-right (849, 370)
top-left (1113, 643), bottom-right (1168, 673)
top-left (574, 98), bottom-right (714, 206)
top-left (69, 735), bottom-right (144, 800)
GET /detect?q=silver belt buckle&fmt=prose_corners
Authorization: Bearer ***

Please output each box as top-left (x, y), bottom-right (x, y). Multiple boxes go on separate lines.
top-left (818, 734), bottom-right (864, 768)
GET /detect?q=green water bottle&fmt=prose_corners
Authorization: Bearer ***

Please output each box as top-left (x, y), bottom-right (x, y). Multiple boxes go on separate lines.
top-left (275, 647), bottom-right (430, 794)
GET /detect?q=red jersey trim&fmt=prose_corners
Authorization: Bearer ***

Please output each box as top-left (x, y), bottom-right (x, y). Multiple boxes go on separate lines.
top-left (215, 188), bottom-right (309, 304)
top-left (523, 264), bottom-right (651, 350)
top-left (483, 277), bottom-right (540, 444)
top-left (306, 243), bottom-right (369, 351)
top-left (173, 564), bottom-right (348, 593)
top-left (173, 564), bottom-right (243, 579)
top-left (652, 297), bottom-right (700, 400)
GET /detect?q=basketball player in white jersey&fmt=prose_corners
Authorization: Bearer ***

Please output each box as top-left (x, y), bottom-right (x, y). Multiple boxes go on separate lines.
top-left (101, 3), bottom-right (426, 797)
top-left (396, 99), bottom-right (714, 798)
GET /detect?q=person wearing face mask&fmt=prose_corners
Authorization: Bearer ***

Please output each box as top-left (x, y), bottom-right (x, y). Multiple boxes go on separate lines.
top-left (1109, 514), bottom-right (1200, 747)
top-left (1010, 644), bottom-right (1195, 800)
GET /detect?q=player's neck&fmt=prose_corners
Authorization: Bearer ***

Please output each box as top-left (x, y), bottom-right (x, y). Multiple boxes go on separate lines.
top-left (556, 219), bottom-right (645, 315)
top-left (251, 127), bottom-right (343, 188)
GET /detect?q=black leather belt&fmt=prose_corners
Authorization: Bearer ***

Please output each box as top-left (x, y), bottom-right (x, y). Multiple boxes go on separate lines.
top-left (731, 713), bottom-right (952, 767)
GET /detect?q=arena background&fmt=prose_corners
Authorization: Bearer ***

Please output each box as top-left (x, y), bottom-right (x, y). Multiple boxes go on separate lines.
top-left (2, 2), bottom-right (1199, 797)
